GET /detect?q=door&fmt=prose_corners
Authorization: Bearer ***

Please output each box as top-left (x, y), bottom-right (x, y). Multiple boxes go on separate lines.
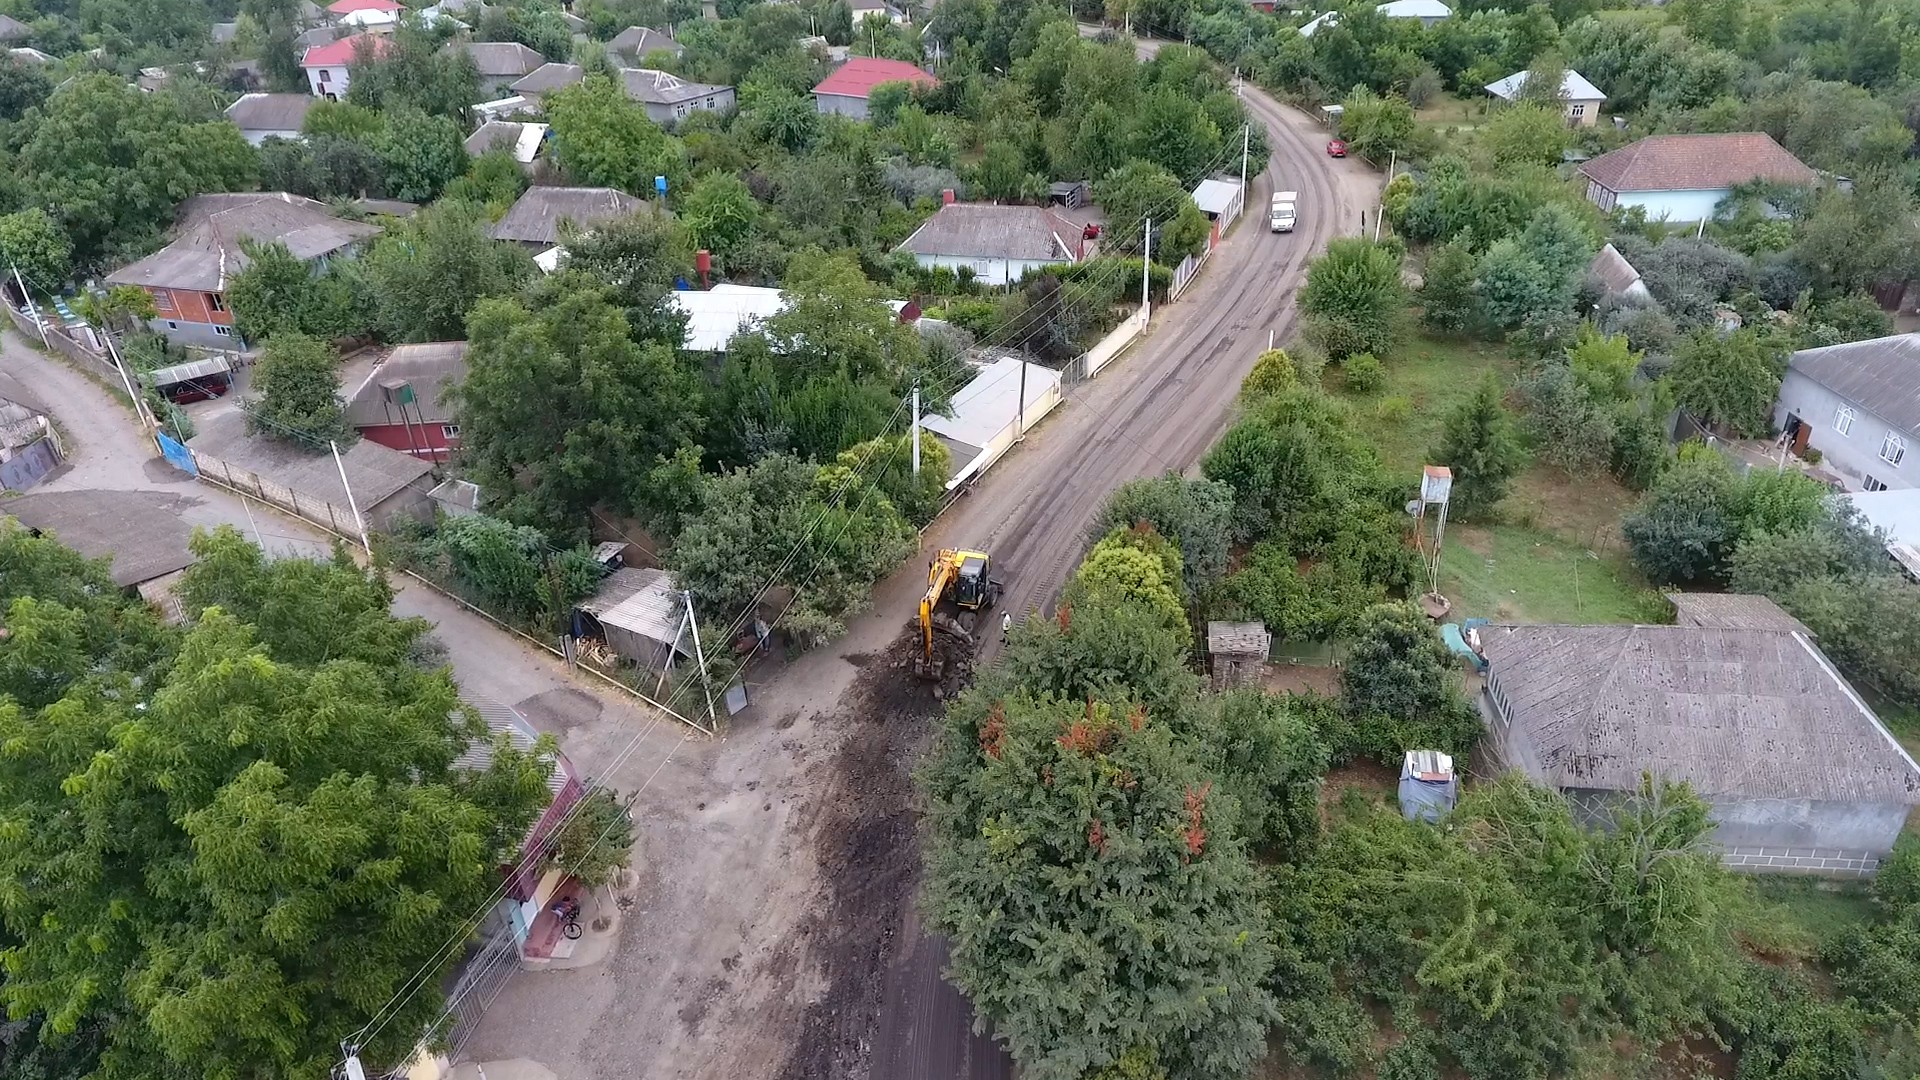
top-left (1789, 414), bottom-right (1811, 455)
top-left (0, 437), bottom-right (59, 491)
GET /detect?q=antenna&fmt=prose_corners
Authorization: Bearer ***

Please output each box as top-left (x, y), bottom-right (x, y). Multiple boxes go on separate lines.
top-left (1409, 464), bottom-right (1452, 619)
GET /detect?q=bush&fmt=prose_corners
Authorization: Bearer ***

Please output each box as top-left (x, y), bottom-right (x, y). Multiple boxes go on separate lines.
top-left (1342, 352), bottom-right (1385, 394)
top-left (1376, 395), bottom-right (1412, 424)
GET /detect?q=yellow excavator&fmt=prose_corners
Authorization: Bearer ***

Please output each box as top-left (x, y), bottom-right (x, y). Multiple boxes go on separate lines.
top-left (915, 547), bottom-right (1003, 679)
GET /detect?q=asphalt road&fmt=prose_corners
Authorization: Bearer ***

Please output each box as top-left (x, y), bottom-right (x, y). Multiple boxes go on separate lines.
top-left (749, 37), bottom-right (1380, 1080)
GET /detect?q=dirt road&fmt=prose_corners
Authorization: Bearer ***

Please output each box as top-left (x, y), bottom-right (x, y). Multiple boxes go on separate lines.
top-left (463, 51), bottom-right (1378, 1080)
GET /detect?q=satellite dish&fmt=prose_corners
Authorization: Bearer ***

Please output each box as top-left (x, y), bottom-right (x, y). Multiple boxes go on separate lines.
top-left (1405, 499), bottom-right (1422, 516)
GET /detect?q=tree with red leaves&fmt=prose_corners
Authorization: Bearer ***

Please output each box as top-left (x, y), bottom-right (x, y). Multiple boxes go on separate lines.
top-left (918, 691), bottom-right (1276, 1080)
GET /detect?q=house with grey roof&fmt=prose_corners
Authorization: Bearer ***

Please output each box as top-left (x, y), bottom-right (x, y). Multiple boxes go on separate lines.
top-left (608, 25), bottom-right (682, 62)
top-left (189, 409), bottom-right (434, 531)
top-left (1773, 332), bottom-right (1920, 492)
top-left (1484, 68), bottom-right (1605, 127)
top-left (509, 60), bottom-right (584, 100)
top-left (0, 13), bottom-right (31, 41)
top-left (1667, 592), bottom-right (1809, 634)
top-left (465, 119), bottom-right (548, 167)
top-left (895, 201), bottom-right (1087, 287)
top-left (3, 490), bottom-right (201, 617)
top-left (488, 186), bottom-right (649, 247)
top-left (224, 92), bottom-right (318, 144)
top-left (343, 341), bottom-right (467, 462)
top-left (104, 193), bottom-right (381, 348)
top-left (619, 67), bottom-right (732, 123)
top-left (0, 370), bottom-right (59, 492)
top-left (454, 40), bottom-right (547, 95)
top-left (1478, 620), bottom-right (1920, 874)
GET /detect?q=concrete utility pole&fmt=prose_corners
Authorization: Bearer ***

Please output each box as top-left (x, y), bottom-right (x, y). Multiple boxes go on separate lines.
top-left (10, 260), bottom-right (46, 346)
top-left (910, 381), bottom-right (921, 475)
top-left (99, 328), bottom-right (153, 433)
top-left (1015, 356), bottom-right (1027, 442)
top-left (684, 590), bottom-right (718, 727)
top-left (331, 439), bottom-right (373, 555)
top-left (1240, 124), bottom-right (1250, 192)
top-left (1141, 216), bottom-right (1152, 318)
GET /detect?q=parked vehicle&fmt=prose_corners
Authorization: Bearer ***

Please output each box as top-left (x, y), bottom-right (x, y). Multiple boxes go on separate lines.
top-left (1326, 139), bottom-right (1347, 158)
top-left (1269, 191), bottom-right (1299, 233)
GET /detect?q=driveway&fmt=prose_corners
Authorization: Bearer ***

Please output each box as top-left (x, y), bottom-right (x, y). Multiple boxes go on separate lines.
top-left (459, 44), bottom-right (1381, 1080)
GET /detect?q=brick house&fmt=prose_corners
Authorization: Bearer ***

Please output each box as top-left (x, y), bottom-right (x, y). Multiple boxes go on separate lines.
top-left (104, 193), bottom-right (381, 349)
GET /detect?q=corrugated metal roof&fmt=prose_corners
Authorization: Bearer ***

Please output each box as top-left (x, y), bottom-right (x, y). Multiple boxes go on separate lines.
top-left (919, 356), bottom-right (1061, 449)
top-left (454, 698), bottom-right (570, 796)
top-left (1789, 333), bottom-right (1920, 437)
top-left (1191, 178), bottom-right (1243, 216)
top-left (1666, 593), bottom-right (1809, 634)
top-left (343, 341), bottom-right (467, 426)
top-left (896, 203), bottom-right (1083, 263)
top-left (1206, 620), bottom-right (1270, 654)
top-left (190, 409), bottom-right (432, 510)
top-left (1481, 623), bottom-right (1920, 804)
top-left (579, 567), bottom-right (686, 652)
top-left (147, 356), bottom-right (232, 387)
top-left (1484, 68), bottom-right (1605, 103)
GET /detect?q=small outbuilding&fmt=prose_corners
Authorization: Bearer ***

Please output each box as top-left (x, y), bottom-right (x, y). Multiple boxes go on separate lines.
top-left (3, 489), bottom-right (200, 619)
top-left (571, 567), bottom-right (690, 674)
top-left (1207, 620), bottom-right (1270, 691)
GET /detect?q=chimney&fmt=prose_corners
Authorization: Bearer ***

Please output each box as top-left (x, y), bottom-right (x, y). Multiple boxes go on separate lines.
top-left (940, 188), bottom-right (956, 205)
top-left (695, 249), bottom-right (711, 289)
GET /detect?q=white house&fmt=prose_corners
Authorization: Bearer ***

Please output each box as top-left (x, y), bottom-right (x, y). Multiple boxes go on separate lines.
top-left (1577, 132), bottom-right (1817, 223)
top-left (1302, 0), bottom-right (1449, 34)
top-left (895, 201), bottom-right (1087, 288)
top-left (811, 56), bottom-right (937, 119)
top-left (1772, 333), bottom-right (1920, 493)
top-left (1484, 68), bottom-right (1606, 127)
top-left (300, 32), bottom-right (387, 98)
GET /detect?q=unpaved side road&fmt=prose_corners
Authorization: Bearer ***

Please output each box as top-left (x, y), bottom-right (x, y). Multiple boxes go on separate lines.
top-left (463, 69), bottom-right (1379, 1080)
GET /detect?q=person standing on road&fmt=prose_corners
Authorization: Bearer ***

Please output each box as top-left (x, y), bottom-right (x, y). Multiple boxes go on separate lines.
top-left (1002, 611), bottom-right (1013, 646)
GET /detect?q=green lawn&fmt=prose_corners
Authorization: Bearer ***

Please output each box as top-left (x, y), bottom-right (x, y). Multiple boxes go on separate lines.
top-left (1733, 876), bottom-right (1878, 963)
top-left (1331, 331), bottom-right (1514, 477)
top-left (1438, 523), bottom-right (1663, 624)
top-left (1414, 91), bottom-right (1485, 130)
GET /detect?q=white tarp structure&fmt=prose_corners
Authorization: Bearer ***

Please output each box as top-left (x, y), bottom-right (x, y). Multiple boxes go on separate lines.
top-left (921, 355), bottom-right (1063, 491)
top-left (1848, 489), bottom-right (1920, 579)
top-left (1190, 177), bottom-right (1245, 230)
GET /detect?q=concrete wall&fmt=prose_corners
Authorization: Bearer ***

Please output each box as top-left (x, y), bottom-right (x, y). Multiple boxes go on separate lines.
top-left (366, 483), bottom-right (435, 531)
top-left (305, 63), bottom-right (349, 98)
top-left (646, 86), bottom-right (734, 125)
top-left (1775, 368), bottom-right (1918, 490)
top-left (912, 252), bottom-right (1069, 289)
top-left (1707, 795), bottom-right (1909, 854)
top-left (813, 91), bottom-right (869, 119)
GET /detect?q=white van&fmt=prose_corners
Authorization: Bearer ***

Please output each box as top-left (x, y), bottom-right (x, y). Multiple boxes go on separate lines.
top-left (1270, 191), bottom-right (1299, 233)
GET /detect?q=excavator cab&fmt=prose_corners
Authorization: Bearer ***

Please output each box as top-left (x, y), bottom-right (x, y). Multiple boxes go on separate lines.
top-left (952, 554), bottom-right (991, 609)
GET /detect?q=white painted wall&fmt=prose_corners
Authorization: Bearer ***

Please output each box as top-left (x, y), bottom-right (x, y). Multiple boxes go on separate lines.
top-left (813, 91), bottom-right (870, 119)
top-left (1775, 369), bottom-right (1920, 491)
top-left (304, 64), bottom-right (350, 98)
top-left (911, 252), bottom-right (1069, 288)
top-left (1614, 187), bottom-right (1731, 223)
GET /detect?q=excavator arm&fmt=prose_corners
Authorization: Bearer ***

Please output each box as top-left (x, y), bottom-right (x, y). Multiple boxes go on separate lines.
top-left (921, 555), bottom-right (956, 660)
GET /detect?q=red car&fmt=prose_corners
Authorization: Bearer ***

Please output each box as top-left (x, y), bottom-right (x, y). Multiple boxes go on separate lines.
top-left (1326, 139), bottom-right (1348, 158)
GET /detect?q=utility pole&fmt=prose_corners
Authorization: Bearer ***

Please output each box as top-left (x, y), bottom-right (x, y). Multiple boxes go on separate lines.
top-left (1140, 216), bottom-right (1152, 319)
top-left (910, 380), bottom-right (921, 475)
top-left (10, 260), bottom-right (46, 346)
top-left (1015, 357), bottom-right (1027, 441)
top-left (683, 590), bottom-right (718, 727)
top-left (1239, 124), bottom-right (1250, 194)
top-left (99, 328), bottom-right (153, 433)
top-left (331, 439), bottom-right (372, 555)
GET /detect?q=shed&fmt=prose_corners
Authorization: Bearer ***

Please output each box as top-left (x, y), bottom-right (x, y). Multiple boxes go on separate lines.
top-left (429, 477), bottom-right (483, 517)
top-left (189, 409), bottom-right (434, 530)
top-left (1589, 242), bottom-right (1650, 302)
top-left (1190, 177), bottom-right (1245, 230)
top-left (1398, 750), bottom-right (1458, 823)
top-left (1207, 620), bottom-right (1270, 690)
top-left (573, 567), bottom-right (688, 673)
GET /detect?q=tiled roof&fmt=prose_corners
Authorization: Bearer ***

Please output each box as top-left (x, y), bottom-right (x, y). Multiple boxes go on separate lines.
top-left (608, 25), bottom-right (682, 56)
top-left (509, 61), bottom-right (584, 95)
top-left (457, 40), bottom-right (547, 77)
top-left (812, 56), bottom-right (935, 99)
top-left (224, 92), bottom-right (317, 132)
top-left (1578, 132), bottom-right (1817, 194)
top-left (1588, 243), bottom-right (1643, 296)
top-left (1667, 593), bottom-right (1810, 634)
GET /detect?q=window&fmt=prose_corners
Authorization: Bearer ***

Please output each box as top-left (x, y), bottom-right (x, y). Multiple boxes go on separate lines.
top-left (165, 320), bottom-right (178, 330)
top-left (441, 424), bottom-right (461, 439)
top-left (1569, 103), bottom-right (1585, 117)
top-left (705, 96), bottom-right (715, 108)
top-left (1865, 475), bottom-right (1889, 492)
top-left (1881, 431), bottom-right (1907, 465)
top-left (213, 325), bottom-right (232, 337)
top-left (675, 103), bottom-right (686, 117)
top-left (209, 292), bottom-right (226, 312)
top-left (1836, 405), bottom-right (1855, 435)
top-left (318, 68), bottom-right (330, 82)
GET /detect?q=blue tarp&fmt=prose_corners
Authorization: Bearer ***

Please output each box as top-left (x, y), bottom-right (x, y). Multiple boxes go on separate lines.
top-left (155, 432), bottom-right (196, 477)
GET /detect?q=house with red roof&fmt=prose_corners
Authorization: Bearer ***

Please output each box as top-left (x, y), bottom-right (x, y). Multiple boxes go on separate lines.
top-left (812, 56), bottom-right (936, 119)
top-left (1577, 132), bottom-right (1817, 224)
top-left (301, 31), bottom-right (388, 97)
top-left (325, 0), bottom-right (402, 16)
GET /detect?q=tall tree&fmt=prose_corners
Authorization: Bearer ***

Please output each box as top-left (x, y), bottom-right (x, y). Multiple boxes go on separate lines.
top-left (919, 690), bottom-right (1277, 1080)
top-left (360, 200), bottom-right (536, 343)
top-left (1431, 374), bottom-right (1527, 519)
top-left (545, 75), bottom-right (687, 195)
top-left (1090, 475), bottom-right (1236, 597)
top-left (453, 272), bottom-right (704, 536)
top-left (246, 332), bottom-right (347, 447)
top-left (1417, 242), bottom-right (1480, 335)
top-left (0, 526), bottom-right (552, 1079)
top-left (1338, 601), bottom-right (1481, 762)
top-left (0, 208), bottom-right (73, 291)
top-left (1665, 327), bottom-right (1787, 438)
